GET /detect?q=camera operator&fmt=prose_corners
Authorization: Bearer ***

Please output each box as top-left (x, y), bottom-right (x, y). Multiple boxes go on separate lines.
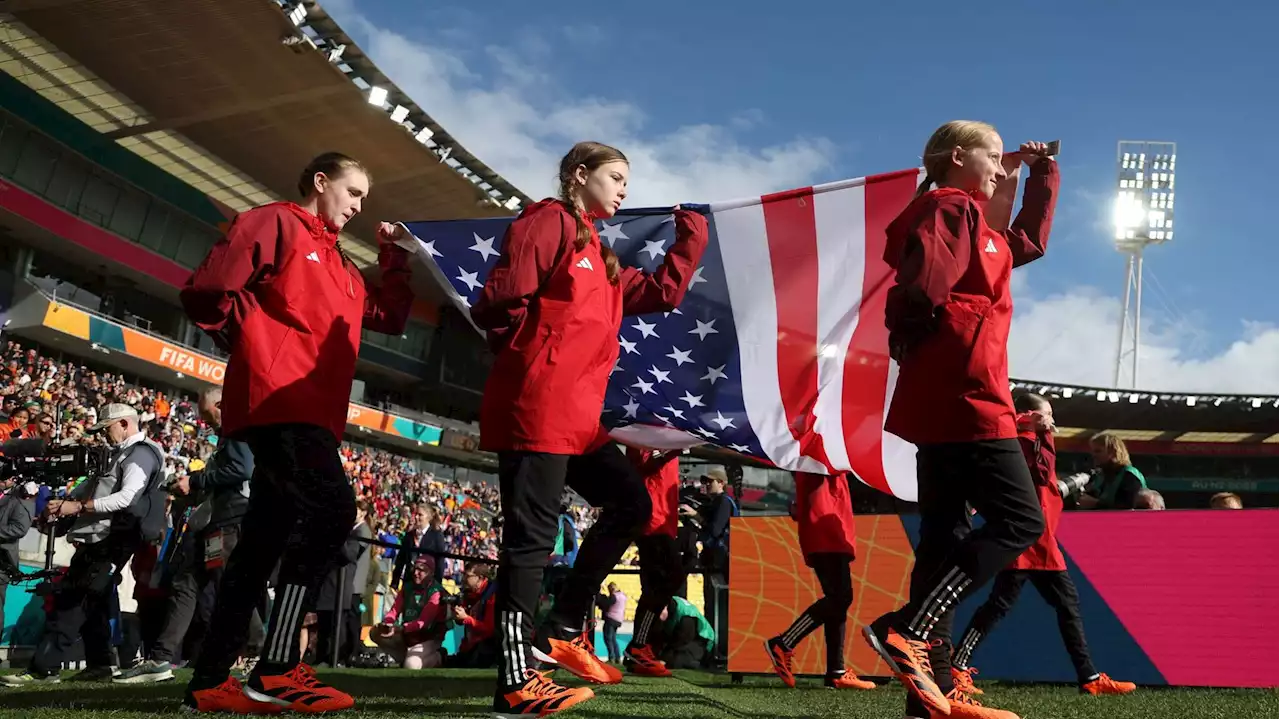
top-left (0, 478), bottom-right (37, 637)
top-left (115, 388), bottom-right (261, 685)
top-left (0, 403), bottom-right (167, 685)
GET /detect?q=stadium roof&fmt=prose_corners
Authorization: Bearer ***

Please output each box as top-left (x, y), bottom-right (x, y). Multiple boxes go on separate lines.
top-left (1010, 379), bottom-right (1278, 441)
top-left (0, 0), bottom-right (530, 271)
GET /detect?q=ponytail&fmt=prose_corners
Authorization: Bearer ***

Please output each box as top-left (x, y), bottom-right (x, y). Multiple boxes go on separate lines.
top-left (914, 175), bottom-right (934, 199)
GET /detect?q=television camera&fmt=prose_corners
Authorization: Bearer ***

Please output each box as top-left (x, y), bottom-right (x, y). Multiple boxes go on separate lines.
top-left (0, 438), bottom-right (110, 483)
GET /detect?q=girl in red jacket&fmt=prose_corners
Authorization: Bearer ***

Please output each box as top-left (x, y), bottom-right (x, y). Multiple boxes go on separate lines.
top-left (472, 141), bottom-right (708, 717)
top-left (180, 152), bottom-right (413, 714)
top-left (765, 472), bottom-right (875, 691)
top-left (618, 445), bottom-right (684, 678)
top-left (950, 394), bottom-right (1135, 698)
top-left (862, 121), bottom-right (1058, 719)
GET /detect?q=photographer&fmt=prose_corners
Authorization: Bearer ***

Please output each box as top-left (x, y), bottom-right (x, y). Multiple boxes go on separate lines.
top-left (0, 478), bottom-right (37, 636)
top-left (444, 562), bottom-right (498, 669)
top-left (0, 403), bottom-right (166, 685)
top-left (372, 556), bottom-right (446, 669)
top-left (115, 388), bottom-right (261, 684)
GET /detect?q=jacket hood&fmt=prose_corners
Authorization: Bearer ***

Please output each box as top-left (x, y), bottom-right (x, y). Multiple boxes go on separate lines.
top-left (883, 188), bottom-right (977, 269)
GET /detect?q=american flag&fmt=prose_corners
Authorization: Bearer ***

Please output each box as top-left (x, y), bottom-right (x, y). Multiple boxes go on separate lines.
top-left (400, 167), bottom-right (1023, 502)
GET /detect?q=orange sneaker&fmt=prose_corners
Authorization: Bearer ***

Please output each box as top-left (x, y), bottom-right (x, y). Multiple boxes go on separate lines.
top-left (824, 670), bottom-right (876, 690)
top-left (243, 663), bottom-right (354, 713)
top-left (935, 689), bottom-right (1020, 719)
top-left (532, 626), bottom-right (621, 685)
top-left (764, 637), bottom-right (795, 688)
top-left (952, 666), bottom-right (983, 696)
top-left (863, 620), bottom-right (950, 716)
top-left (623, 644), bottom-right (672, 678)
top-left (1081, 673), bottom-right (1137, 695)
top-left (183, 677), bottom-right (283, 714)
top-left (492, 670), bottom-right (594, 718)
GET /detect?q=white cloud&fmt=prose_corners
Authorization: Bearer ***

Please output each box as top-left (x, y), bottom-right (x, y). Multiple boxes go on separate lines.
top-left (1008, 285), bottom-right (1278, 394)
top-left (326, 2), bottom-right (834, 206)
top-left (326, 1), bottom-right (1278, 395)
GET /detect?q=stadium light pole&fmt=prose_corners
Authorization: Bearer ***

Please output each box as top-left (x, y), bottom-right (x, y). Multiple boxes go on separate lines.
top-left (1112, 140), bottom-right (1176, 388)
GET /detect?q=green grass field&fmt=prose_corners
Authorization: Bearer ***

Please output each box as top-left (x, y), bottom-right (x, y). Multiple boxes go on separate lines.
top-left (0, 668), bottom-right (1274, 719)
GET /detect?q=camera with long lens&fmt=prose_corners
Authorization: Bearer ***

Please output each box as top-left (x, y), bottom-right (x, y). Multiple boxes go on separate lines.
top-left (0, 438), bottom-right (110, 483)
top-left (1057, 470), bottom-right (1096, 499)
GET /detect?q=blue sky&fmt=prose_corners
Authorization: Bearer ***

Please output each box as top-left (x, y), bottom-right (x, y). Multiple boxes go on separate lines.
top-left (328, 0), bottom-right (1278, 392)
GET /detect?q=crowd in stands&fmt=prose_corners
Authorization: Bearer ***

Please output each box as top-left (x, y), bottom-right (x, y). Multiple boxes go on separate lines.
top-left (0, 339), bottom-right (508, 569)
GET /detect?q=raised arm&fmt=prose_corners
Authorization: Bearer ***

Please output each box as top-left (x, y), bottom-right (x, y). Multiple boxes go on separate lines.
top-left (619, 209), bottom-right (709, 316)
top-left (180, 208), bottom-right (284, 351)
top-left (470, 207), bottom-right (567, 351)
top-left (1002, 158), bottom-right (1059, 268)
top-left (362, 240), bottom-right (415, 335)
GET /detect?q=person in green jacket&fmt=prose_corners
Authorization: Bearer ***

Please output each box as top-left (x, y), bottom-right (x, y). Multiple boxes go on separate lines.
top-left (1078, 432), bottom-right (1147, 510)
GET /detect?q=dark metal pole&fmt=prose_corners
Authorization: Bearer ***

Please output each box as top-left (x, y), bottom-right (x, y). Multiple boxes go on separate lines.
top-left (331, 565), bottom-right (347, 668)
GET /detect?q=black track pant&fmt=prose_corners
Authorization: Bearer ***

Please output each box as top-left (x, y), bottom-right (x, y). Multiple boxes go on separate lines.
top-left (627, 533), bottom-right (685, 650)
top-left (896, 439), bottom-right (1044, 717)
top-left (191, 424), bottom-right (354, 687)
top-left (953, 569), bottom-right (1098, 683)
top-left (776, 553), bottom-right (853, 675)
top-left (494, 445), bottom-right (651, 689)
top-left (31, 534), bottom-right (139, 675)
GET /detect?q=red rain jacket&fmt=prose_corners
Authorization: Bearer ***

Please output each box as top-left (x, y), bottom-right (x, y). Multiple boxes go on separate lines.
top-left (791, 471), bottom-right (857, 565)
top-left (1009, 414), bottom-right (1067, 571)
top-left (883, 160), bottom-right (1059, 445)
top-left (472, 200), bottom-right (708, 454)
top-left (626, 447), bottom-right (681, 538)
top-left (181, 202), bottom-right (413, 442)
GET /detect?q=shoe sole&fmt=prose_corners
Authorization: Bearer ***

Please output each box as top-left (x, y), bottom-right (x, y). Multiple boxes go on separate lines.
top-left (861, 625), bottom-right (949, 716)
top-left (243, 685), bottom-right (353, 712)
top-left (113, 670), bottom-right (175, 685)
top-left (492, 690), bottom-right (594, 719)
top-left (0, 678), bottom-right (61, 686)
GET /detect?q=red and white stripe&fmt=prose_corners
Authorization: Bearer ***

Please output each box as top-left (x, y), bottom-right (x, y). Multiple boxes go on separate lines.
top-left (714, 168), bottom-right (922, 501)
top-left (610, 165), bottom-right (1024, 502)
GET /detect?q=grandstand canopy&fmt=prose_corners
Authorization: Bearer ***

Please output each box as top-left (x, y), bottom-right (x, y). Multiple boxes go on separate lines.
top-left (2, 0), bottom-right (525, 268)
top-left (1011, 380), bottom-right (1278, 443)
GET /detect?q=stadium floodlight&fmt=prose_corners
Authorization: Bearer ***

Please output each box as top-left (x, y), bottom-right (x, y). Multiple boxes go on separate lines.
top-left (389, 105), bottom-right (409, 123)
top-left (415, 126), bottom-right (435, 144)
top-left (287, 3), bottom-right (306, 26)
top-left (367, 86), bottom-right (389, 108)
top-left (503, 196), bottom-right (522, 211)
top-left (1112, 140), bottom-right (1177, 390)
top-left (327, 44), bottom-right (346, 63)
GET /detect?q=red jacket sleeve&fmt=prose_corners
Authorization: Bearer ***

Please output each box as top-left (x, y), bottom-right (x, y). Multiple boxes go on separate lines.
top-left (462, 594), bottom-right (496, 641)
top-left (180, 207), bottom-right (286, 351)
top-left (1002, 158), bottom-right (1059, 268)
top-left (362, 242), bottom-right (415, 335)
top-left (618, 210), bottom-right (709, 316)
top-left (470, 208), bottom-right (566, 351)
top-left (626, 446), bottom-right (672, 476)
top-left (884, 195), bottom-right (976, 338)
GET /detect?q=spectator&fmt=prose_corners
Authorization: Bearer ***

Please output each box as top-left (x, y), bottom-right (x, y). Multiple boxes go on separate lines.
top-left (597, 582), bottom-right (627, 664)
top-left (1209, 492), bottom-right (1243, 509)
top-left (1078, 432), bottom-right (1147, 510)
top-left (1134, 490), bottom-right (1165, 511)
top-left (445, 562), bottom-right (498, 669)
top-left (374, 556), bottom-right (446, 669)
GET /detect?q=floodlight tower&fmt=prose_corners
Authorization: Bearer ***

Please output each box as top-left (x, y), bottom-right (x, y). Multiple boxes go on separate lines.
top-left (1112, 140), bottom-right (1176, 388)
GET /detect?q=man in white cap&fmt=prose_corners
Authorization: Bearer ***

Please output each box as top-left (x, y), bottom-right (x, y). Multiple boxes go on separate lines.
top-left (0, 403), bottom-right (167, 685)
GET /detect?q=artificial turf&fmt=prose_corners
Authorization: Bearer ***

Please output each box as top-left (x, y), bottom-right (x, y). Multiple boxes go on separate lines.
top-left (0, 667), bottom-right (1273, 719)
